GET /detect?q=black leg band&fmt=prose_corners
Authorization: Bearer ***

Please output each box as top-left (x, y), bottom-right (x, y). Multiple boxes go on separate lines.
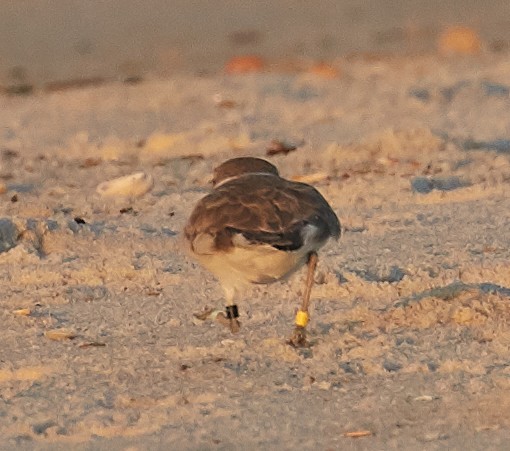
top-left (225, 304), bottom-right (239, 319)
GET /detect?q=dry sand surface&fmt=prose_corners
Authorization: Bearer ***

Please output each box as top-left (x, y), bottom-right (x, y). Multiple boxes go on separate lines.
top-left (1, 53), bottom-right (510, 450)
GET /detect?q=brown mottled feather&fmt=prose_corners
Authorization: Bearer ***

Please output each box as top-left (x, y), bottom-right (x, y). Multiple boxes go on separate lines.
top-left (185, 174), bottom-right (340, 253)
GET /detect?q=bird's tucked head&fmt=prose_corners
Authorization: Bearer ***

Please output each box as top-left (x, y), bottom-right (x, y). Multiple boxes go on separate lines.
top-left (212, 157), bottom-right (279, 188)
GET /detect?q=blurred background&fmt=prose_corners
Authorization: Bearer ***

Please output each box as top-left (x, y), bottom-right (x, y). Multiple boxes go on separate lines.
top-left (2, 0), bottom-right (510, 85)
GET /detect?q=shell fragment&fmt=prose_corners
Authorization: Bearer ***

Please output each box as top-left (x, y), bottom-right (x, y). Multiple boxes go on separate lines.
top-left (96, 172), bottom-right (153, 198)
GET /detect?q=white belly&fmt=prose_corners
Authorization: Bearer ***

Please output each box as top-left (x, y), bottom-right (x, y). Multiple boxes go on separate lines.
top-left (189, 224), bottom-right (326, 291)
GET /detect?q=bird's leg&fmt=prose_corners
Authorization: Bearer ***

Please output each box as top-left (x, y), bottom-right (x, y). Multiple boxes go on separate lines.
top-left (288, 251), bottom-right (318, 347)
top-left (216, 286), bottom-right (240, 333)
top-left (225, 304), bottom-right (240, 333)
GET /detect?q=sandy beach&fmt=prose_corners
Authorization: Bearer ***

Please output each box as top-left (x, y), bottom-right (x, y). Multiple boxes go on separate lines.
top-left (1, 2), bottom-right (510, 450)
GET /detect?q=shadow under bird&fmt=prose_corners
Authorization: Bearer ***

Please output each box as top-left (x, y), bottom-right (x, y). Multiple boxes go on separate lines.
top-left (184, 157), bottom-right (340, 346)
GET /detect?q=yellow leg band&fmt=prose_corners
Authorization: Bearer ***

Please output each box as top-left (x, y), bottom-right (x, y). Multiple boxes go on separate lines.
top-left (295, 310), bottom-right (309, 327)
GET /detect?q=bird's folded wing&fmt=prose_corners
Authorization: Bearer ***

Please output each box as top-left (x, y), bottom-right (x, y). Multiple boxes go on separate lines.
top-left (185, 176), bottom-right (340, 254)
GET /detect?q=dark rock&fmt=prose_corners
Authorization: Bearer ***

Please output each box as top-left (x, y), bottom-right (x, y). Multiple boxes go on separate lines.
top-left (411, 176), bottom-right (469, 194)
top-left (162, 227), bottom-right (177, 237)
top-left (350, 266), bottom-right (406, 283)
top-left (440, 81), bottom-right (470, 102)
top-left (383, 360), bottom-right (402, 372)
top-left (462, 139), bottom-right (510, 154)
top-left (339, 361), bottom-right (365, 375)
top-left (0, 218), bottom-right (18, 253)
top-left (6, 183), bottom-right (35, 193)
top-left (427, 362), bottom-right (439, 372)
top-left (32, 420), bottom-right (56, 435)
top-left (65, 285), bottom-right (110, 303)
top-left (481, 81), bottom-right (510, 97)
top-left (408, 88), bottom-right (430, 102)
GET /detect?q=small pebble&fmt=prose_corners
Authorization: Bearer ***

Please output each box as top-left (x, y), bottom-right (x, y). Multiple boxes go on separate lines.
top-left (308, 62), bottom-right (341, 79)
top-left (409, 87), bottom-right (431, 102)
top-left (225, 55), bottom-right (265, 74)
top-left (383, 360), bottom-right (402, 372)
top-left (44, 329), bottom-right (76, 341)
top-left (438, 26), bottom-right (482, 55)
top-left (13, 308), bottom-right (31, 316)
top-left (413, 395), bottom-right (435, 402)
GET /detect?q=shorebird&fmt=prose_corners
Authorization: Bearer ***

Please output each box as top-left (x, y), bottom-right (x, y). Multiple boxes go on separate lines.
top-left (184, 157), bottom-right (340, 346)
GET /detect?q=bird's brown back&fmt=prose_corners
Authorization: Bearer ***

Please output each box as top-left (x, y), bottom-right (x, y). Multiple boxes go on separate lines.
top-left (185, 174), bottom-right (340, 252)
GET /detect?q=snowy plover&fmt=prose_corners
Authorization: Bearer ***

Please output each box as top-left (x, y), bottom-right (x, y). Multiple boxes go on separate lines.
top-left (185, 157), bottom-right (340, 346)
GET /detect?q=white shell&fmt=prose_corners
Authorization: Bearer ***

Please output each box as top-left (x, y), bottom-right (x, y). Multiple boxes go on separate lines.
top-left (96, 172), bottom-right (153, 198)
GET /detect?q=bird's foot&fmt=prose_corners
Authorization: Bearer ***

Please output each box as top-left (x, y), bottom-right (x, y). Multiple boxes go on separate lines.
top-left (215, 313), bottom-right (241, 333)
top-left (193, 306), bottom-right (219, 321)
top-left (287, 326), bottom-right (309, 348)
top-left (194, 306), bottom-right (241, 333)
top-left (229, 317), bottom-right (241, 333)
